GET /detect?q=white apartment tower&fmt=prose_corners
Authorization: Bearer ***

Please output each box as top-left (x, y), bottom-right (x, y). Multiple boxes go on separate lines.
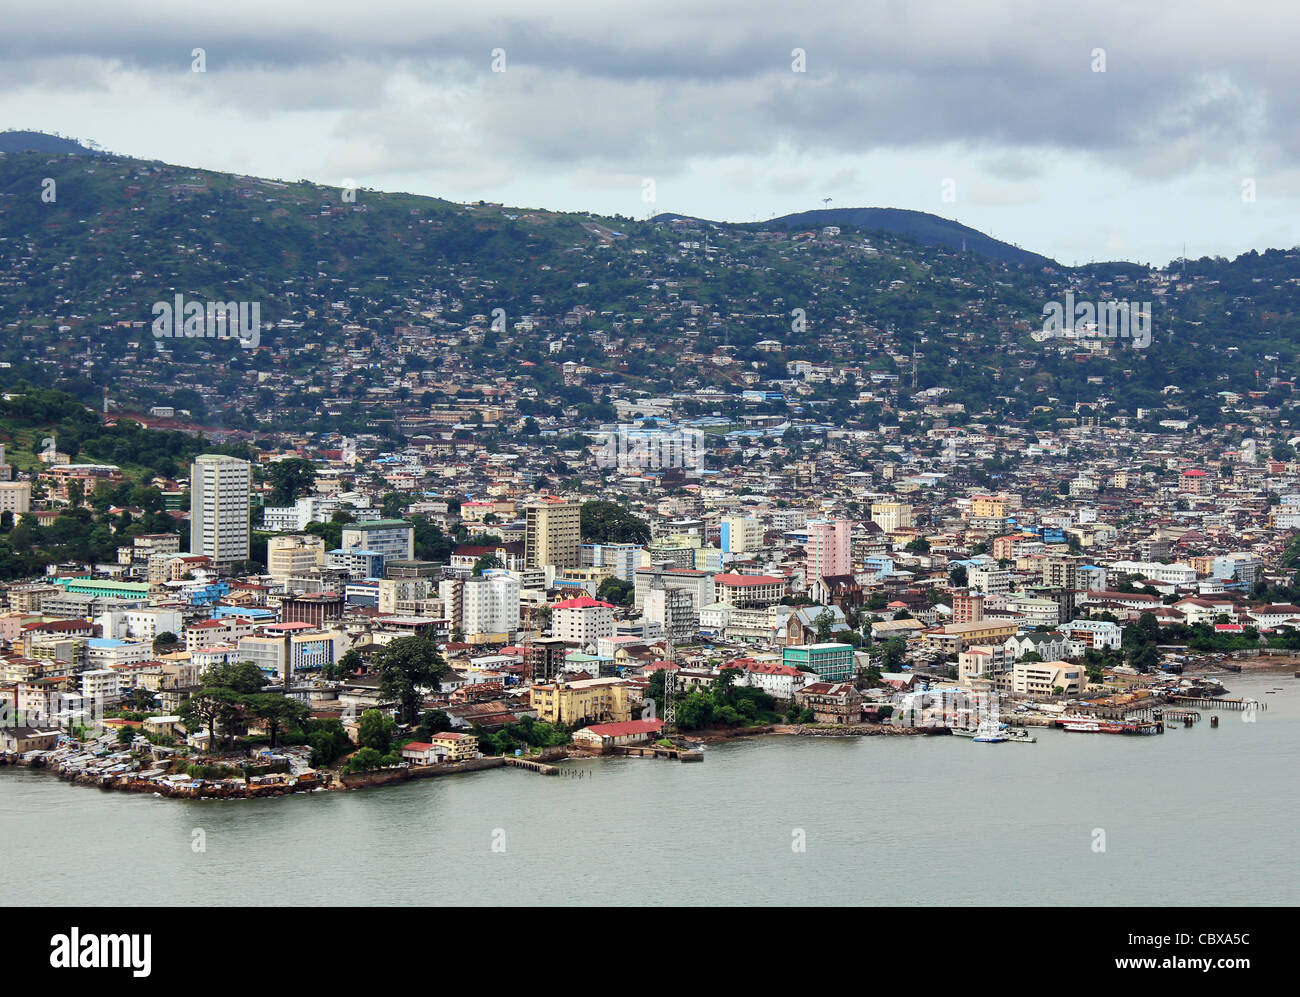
top-left (190, 454), bottom-right (251, 567)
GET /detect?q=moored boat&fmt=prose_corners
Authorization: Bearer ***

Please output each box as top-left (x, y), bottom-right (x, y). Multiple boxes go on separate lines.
top-left (972, 718), bottom-right (1009, 742)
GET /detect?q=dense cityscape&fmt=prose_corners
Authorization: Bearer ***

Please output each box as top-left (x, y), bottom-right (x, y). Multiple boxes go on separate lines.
top-left (1, 1), bottom-right (1295, 934)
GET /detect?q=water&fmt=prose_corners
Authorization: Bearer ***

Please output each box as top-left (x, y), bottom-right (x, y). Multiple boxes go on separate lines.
top-left (2, 672), bottom-right (1295, 906)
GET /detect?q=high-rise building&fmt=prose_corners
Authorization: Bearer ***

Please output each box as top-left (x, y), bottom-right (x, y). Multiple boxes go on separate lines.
top-left (439, 573), bottom-right (520, 642)
top-left (524, 498), bottom-right (581, 569)
top-left (551, 594), bottom-right (616, 645)
top-left (783, 643), bottom-right (854, 682)
top-left (189, 454), bottom-right (251, 568)
top-left (720, 515), bottom-right (763, 555)
top-left (806, 519), bottom-right (852, 581)
top-left (968, 564), bottom-right (1011, 597)
top-left (870, 502), bottom-right (913, 532)
top-left (1041, 555), bottom-right (1080, 591)
top-left (579, 542), bottom-right (640, 582)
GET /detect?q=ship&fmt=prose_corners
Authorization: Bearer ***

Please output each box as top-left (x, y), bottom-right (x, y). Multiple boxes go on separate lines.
top-left (971, 718), bottom-right (1009, 742)
top-left (1056, 716), bottom-right (1162, 735)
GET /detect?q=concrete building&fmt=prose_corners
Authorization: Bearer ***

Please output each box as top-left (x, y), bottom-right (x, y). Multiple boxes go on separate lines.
top-left (551, 594), bottom-right (615, 645)
top-left (339, 520), bottom-right (415, 561)
top-left (267, 535), bottom-right (327, 580)
top-left (968, 564), bottom-right (1011, 597)
top-left (524, 498), bottom-right (582, 569)
top-left (530, 676), bottom-right (634, 726)
top-left (633, 566), bottom-right (713, 612)
top-left (720, 515), bottom-right (764, 555)
top-left (189, 454), bottom-right (251, 567)
top-left (1009, 660), bottom-right (1086, 697)
top-left (1042, 555), bottom-right (1080, 591)
top-left (279, 592), bottom-right (346, 629)
top-left (579, 542), bottom-right (641, 582)
top-left (713, 573), bottom-right (787, 608)
top-left (0, 480), bottom-right (31, 515)
top-left (643, 586), bottom-right (696, 640)
top-left (806, 519), bottom-right (852, 581)
top-left (440, 573), bottom-right (520, 642)
top-left (783, 642), bottom-right (854, 682)
top-left (871, 501), bottom-right (913, 532)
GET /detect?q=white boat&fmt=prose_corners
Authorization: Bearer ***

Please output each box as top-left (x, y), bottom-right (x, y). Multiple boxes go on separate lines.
top-left (971, 719), bottom-right (1009, 743)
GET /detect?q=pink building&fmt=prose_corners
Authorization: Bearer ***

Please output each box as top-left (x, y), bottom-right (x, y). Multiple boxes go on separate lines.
top-left (806, 520), bottom-right (853, 583)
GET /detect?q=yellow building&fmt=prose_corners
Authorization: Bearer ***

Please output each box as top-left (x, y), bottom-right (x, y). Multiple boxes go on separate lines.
top-left (970, 494), bottom-right (1008, 519)
top-left (266, 535), bottom-right (326, 580)
top-left (524, 499), bottom-right (582, 569)
top-left (530, 677), bottom-right (633, 726)
top-left (870, 501), bottom-right (914, 532)
top-left (922, 618), bottom-right (1020, 653)
top-left (432, 731), bottom-right (479, 762)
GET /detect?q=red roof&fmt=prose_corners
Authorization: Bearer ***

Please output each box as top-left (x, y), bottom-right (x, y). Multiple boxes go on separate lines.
top-left (552, 596), bottom-right (615, 610)
top-left (581, 719), bottom-right (664, 737)
top-left (742, 662), bottom-right (803, 676)
top-left (714, 573), bottom-right (784, 586)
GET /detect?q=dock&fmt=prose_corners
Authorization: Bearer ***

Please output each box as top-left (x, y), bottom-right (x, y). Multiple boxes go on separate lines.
top-left (503, 757), bottom-right (560, 775)
top-left (612, 745), bottom-right (704, 762)
top-left (1171, 696), bottom-right (1265, 711)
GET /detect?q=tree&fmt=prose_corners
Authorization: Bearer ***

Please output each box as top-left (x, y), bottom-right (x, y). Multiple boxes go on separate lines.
top-left (326, 648), bottom-right (363, 680)
top-left (203, 660), bottom-right (269, 695)
top-left (580, 500), bottom-right (650, 545)
top-left (596, 576), bottom-right (633, 606)
top-left (358, 709), bottom-right (397, 753)
top-left (813, 608), bottom-right (836, 643)
top-left (417, 709), bottom-right (453, 738)
top-left (249, 694), bottom-right (309, 748)
top-left (152, 631), bottom-right (181, 655)
top-left (268, 458), bottom-right (316, 505)
top-left (305, 718), bottom-right (351, 768)
top-left (375, 636), bottom-right (450, 724)
top-left (473, 553), bottom-right (503, 576)
top-left (179, 687), bottom-right (241, 748)
top-left (345, 746), bottom-right (385, 773)
top-left (882, 638), bottom-right (907, 671)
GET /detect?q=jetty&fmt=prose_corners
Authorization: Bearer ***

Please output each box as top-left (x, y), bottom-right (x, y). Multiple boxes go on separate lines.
top-left (611, 744), bottom-right (704, 761)
top-left (503, 756), bottom-right (560, 775)
top-left (1170, 696), bottom-right (1265, 711)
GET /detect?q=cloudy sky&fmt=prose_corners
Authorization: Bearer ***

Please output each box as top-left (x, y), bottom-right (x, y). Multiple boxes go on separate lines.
top-left (3, 0), bottom-right (1297, 265)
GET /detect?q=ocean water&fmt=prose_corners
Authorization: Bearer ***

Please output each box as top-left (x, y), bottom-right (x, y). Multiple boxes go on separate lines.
top-left (2, 672), bottom-right (1294, 906)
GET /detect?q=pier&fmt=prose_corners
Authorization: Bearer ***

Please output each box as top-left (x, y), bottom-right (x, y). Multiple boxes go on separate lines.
top-left (612, 745), bottom-right (704, 762)
top-left (503, 756), bottom-right (560, 775)
top-left (1156, 708), bottom-right (1200, 725)
top-left (1171, 696), bottom-right (1265, 711)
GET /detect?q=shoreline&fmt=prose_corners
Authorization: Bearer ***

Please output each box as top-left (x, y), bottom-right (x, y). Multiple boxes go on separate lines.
top-left (0, 721), bottom-right (927, 799)
top-left (4, 669), bottom-right (1288, 800)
